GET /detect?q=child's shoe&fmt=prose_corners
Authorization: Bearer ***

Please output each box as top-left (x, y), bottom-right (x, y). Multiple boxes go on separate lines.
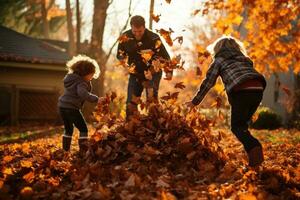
top-left (247, 145), bottom-right (264, 167)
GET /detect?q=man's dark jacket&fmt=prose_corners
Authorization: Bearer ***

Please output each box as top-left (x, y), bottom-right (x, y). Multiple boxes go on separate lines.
top-left (117, 28), bottom-right (170, 80)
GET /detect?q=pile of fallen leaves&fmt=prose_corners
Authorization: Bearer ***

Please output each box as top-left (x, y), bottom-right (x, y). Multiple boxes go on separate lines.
top-left (70, 93), bottom-right (226, 199)
top-left (1, 91), bottom-right (300, 199)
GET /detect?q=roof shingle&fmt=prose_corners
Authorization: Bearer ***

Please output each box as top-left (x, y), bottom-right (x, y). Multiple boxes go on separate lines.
top-left (0, 25), bottom-right (70, 65)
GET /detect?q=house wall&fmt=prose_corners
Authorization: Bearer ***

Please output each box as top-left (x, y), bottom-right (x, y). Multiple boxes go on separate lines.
top-left (261, 69), bottom-right (295, 124)
top-left (0, 65), bottom-right (66, 125)
top-left (0, 66), bottom-right (65, 92)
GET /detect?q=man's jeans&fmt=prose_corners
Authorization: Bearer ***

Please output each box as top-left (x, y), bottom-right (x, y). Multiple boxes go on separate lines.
top-left (228, 90), bottom-right (263, 152)
top-left (126, 71), bottom-right (162, 118)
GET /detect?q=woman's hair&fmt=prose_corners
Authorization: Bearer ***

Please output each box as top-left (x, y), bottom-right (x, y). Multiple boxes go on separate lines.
top-left (207, 35), bottom-right (247, 57)
top-left (66, 54), bottom-right (100, 79)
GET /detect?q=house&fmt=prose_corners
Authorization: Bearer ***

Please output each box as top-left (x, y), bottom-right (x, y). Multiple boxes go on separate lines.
top-left (262, 70), bottom-right (297, 125)
top-left (0, 25), bottom-right (70, 125)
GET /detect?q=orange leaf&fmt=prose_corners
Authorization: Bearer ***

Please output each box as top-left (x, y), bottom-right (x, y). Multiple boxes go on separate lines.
top-left (156, 28), bottom-right (173, 46)
top-left (3, 155), bottom-right (13, 163)
top-left (21, 160), bottom-right (33, 168)
top-left (140, 49), bottom-right (154, 63)
top-left (3, 167), bottom-right (13, 175)
top-left (23, 171), bottom-right (35, 183)
top-left (151, 13), bottom-right (161, 22)
top-left (118, 34), bottom-right (132, 43)
top-left (155, 40), bottom-right (162, 49)
top-left (128, 63), bottom-right (136, 74)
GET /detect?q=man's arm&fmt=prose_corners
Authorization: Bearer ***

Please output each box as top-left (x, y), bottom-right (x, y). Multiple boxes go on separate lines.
top-left (151, 34), bottom-right (170, 60)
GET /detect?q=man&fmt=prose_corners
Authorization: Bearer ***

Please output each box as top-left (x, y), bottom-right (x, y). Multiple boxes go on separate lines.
top-left (117, 15), bottom-right (171, 119)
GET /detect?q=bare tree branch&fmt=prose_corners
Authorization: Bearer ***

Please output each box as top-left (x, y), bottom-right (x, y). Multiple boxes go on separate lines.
top-left (104, 0), bottom-right (133, 64)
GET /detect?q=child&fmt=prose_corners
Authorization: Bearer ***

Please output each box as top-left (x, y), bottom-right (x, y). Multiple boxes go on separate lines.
top-left (58, 55), bottom-right (102, 153)
top-left (186, 36), bottom-right (266, 167)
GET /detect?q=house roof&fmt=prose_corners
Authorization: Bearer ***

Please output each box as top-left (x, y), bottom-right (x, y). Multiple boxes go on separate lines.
top-left (0, 25), bottom-right (70, 65)
top-left (41, 38), bottom-right (90, 54)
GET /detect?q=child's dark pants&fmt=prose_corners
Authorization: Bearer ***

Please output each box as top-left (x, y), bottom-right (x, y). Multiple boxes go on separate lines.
top-left (228, 90), bottom-right (263, 153)
top-left (59, 107), bottom-right (88, 151)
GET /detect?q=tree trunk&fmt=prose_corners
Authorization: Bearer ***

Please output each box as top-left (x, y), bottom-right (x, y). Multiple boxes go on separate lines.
top-left (76, 0), bottom-right (81, 53)
top-left (66, 0), bottom-right (76, 56)
top-left (90, 0), bottom-right (110, 97)
top-left (82, 0), bottom-right (109, 121)
top-left (41, 0), bottom-right (50, 38)
top-left (149, 0), bottom-right (155, 30)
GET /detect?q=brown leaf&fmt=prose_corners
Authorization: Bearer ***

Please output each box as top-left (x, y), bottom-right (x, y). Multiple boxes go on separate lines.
top-left (193, 9), bottom-right (201, 16)
top-left (281, 85), bottom-right (291, 96)
top-left (174, 82), bottom-right (185, 90)
top-left (125, 174), bottom-right (136, 187)
top-left (173, 36), bottom-right (183, 45)
top-left (151, 13), bottom-right (161, 22)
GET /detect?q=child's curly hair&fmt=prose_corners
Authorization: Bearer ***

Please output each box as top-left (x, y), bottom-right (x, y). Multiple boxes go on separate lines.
top-left (66, 55), bottom-right (100, 79)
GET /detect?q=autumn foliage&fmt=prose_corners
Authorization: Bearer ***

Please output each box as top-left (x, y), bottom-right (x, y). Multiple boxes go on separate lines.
top-left (195, 0), bottom-right (300, 74)
top-left (1, 91), bottom-right (300, 199)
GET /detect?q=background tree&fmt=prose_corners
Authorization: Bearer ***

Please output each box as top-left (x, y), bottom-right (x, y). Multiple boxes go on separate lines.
top-left (76, 0), bottom-right (81, 52)
top-left (198, 0), bottom-right (300, 74)
top-left (149, 0), bottom-right (155, 29)
top-left (0, 0), bottom-right (66, 38)
top-left (65, 0), bottom-right (76, 56)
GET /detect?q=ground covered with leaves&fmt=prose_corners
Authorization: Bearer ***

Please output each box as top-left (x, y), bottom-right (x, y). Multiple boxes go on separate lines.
top-left (1, 93), bottom-right (300, 200)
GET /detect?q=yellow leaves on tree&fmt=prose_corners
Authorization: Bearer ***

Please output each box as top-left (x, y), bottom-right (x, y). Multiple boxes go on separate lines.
top-left (202, 0), bottom-right (300, 74)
